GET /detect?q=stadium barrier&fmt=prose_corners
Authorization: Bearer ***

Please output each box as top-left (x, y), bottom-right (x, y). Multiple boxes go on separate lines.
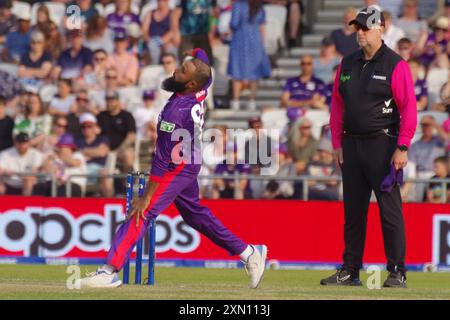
top-left (0, 196), bottom-right (449, 271)
top-left (1, 173), bottom-right (449, 202)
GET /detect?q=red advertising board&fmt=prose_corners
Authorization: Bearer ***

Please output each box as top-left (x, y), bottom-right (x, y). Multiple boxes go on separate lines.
top-left (1, 196), bottom-right (449, 267)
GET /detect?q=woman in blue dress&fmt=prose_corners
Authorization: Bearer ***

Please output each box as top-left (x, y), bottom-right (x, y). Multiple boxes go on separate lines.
top-left (228, 0), bottom-right (271, 110)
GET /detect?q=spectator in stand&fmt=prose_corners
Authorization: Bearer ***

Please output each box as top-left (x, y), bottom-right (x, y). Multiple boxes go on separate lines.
top-left (13, 93), bottom-right (52, 150)
top-left (33, 133), bottom-right (87, 197)
top-left (416, 16), bottom-right (449, 68)
top-left (0, 0), bottom-right (16, 46)
top-left (172, 0), bottom-right (214, 63)
top-left (0, 132), bottom-right (43, 195)
top-left (0, 96), bottom-right (14, 152)
top-left (396, 0), bottom-right (428, 43)
top-left (408, 58), bottom-right (428, 111)
top-left (0, 70), bottom-right (24, 102)
top-left (287, 117), bottom-right (318, 175)
top-left (382, 10), bottom-right (405, 51)
top-left (40, 115), bottom-right (69, 156)
top-left (66, 0), bottom-right (99, 29)
top-left (2, 8), bottom-right (31, 63)
top-left (106, 0), bottom-right (140, 34)
top-left (84, 15), bottom-right (114, 54)
top-left (425, 156), bottom-right (450, 203)
top-left (43, 21), bottom-right (64, 62)
top-left (323, 64), bottom-right (339, 109)
top-left (48, 78), bottom-right (76, 116)
top-left (228, 0), bottom-right (271, 111)
top-left (106, 31), bottom-right (139, 87)
top-left (212, 147), bottom-right (251, 199)
top-left (89, 66), bottom-right (120, 110)
top-left (281, 55), bottom-right (327, 116)
top-left (396, 37), bottom-right (414, 61)
top-left (90, 49), bottom-right (110, 90)
top-left (67, 88), bottom-right (98, 139)
top-left (436, 72), bottom-right (450, 113)
top-left (313, 36), bottom-right (341, 84)
top-left (97, 90), bottom-right (136, 173)
top-left (18, 31), bottom-right (52, 84)
top-left (306, 138), bottom-right (339, 201)
top-left (33, 4), bottom-right (53, 36)
top-left (427, 52), bottom-right (449, 108)
top-left (126, 23), bottom-right (147, 63)
top-left (244, 117), bottom-right (275, 173)
top-left (409, 115), bottom-right (447, 201)
top-left (52, 29), bottom-right (93, 80)
top-left (330, 7), bottom-right (359, 57)
top-left (142, 0), bottom-right (177, 65)
top-left (76, 113), bottom-right (111, 197)
top-left (154, 52), bottom-right (178, 111)
top-left (132, 90), bottom-right (158, 140)
top-left (261, 144), bottom-right (296, 200)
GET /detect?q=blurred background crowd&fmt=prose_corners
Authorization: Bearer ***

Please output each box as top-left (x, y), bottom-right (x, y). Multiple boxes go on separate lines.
top-left (0, 0), bottom-right (450, 203)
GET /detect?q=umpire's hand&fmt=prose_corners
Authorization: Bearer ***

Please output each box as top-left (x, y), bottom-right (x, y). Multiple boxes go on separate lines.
top-left (334, 148), bottom-right (343, 167)
top-left (391, 149), bottom-right (408, 170)
top-left (128, 196), bottom-right (150, 227)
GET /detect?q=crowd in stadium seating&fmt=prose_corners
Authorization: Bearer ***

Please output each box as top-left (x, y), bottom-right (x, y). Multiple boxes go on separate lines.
top-left (0, 0), bottom-right (449, 203)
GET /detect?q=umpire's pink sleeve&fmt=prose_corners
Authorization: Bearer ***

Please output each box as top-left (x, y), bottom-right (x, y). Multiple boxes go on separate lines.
top-left (391, 60), bottom-right (418, 148)
top-left (330, 63), bottom-right (345, 150)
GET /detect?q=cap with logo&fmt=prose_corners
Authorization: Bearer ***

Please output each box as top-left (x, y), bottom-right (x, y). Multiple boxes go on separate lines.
top-left (349, 7), bottom-right (385, 28)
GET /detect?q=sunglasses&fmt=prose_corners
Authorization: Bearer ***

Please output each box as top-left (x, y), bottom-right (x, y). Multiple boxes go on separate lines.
top-left (354, 25), bottom-right (371, 32)
top-left (106, 75), bottom-right (117, 79)
top-left (300, 126), bottom-right (312, 129)
top-left (301, 62), bottom-right (313, 66)
top-left (76, 96), bottom-right (88, 102)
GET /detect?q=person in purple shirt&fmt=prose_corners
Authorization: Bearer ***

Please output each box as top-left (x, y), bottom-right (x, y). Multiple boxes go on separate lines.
top-left (106, 0), bottom-right (140, 34)
top-left (408, 58), bottom-right (428, 111)
top-left (281, 54), bottom-right (327, 120)
top-left (417, 16), bottom-right (449, 68)
top-left (77, 49), bottom-right (268, 290)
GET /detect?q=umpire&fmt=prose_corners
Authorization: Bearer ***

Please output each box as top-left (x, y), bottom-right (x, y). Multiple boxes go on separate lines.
top-left (320, 7), bottom-right (417, 288)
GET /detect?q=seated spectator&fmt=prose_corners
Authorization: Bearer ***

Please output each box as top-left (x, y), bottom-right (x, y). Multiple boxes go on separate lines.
top-left (313, 36), bottom-right (341, 84)
top-left (89, 66), bottom-right (120, 110)
top-left (48, 78), bottom-right (76, 116)
top-left (425, 156), bottom-right (450, 203)
top-left (396, 37), bottom-right (414, 61)
top-left (281, 55), bottom-right (327, 115)
top-left (75, 113), bottom-right (111, 197)
top-left (306, 138), bottom-right (339, 201)
top-left (382, 10), bottom-right (405, 50)
top-left (427, 52), bottom-right (449, 108)
top-left (0, 0), bottom-right (17, 46)
top-left (0, 70), bottom-right (24, 102)
top-left (408, 58), bottom-right (428, 111)
top-left (33, 4), bottom-right (53, 36)
top-left (67, 89), bottom-right (97, 139)
top-left (416, 16), bottom-right (449, 68)
top-left (40, 115), bottom-right (69, 156)
top-left (97, 90), bottom-right (136, 173)
top-left (132, 90), bottom-right (158, 140)
top-left (136, 120), bottom-right (157, 174)
top-left (212, 147), bottom-right (251, 200)
top-left (287, 117), bottom-right (318, 176)
top-left (330, 7), bottom-right (359, 57)
top-left (323, 64), bottom-right (339, 109)
top-left (106, 0), bottom-right (140, 34)
top-left (13, 93), bottom-right (52, 149)
top-left (84, 15), bottom-right (114, 54)
top-left (52, 29), bottom-right (93, 80)
top-left (244, 117), bottom-right (275, 171)
top-left (18, 31), bottom-right (52, 84)
top-left (0, 95), bottom-right (14, 152)
top-left (409, 115), bottom-right (447, 201)
top-left (43, 22), bottom-right (64, 62)
top-left (106, 31), bottom-right (139, 86)
top-left (155, 52), bottom-right (178, 111)
top-left (396, 0), bottom-right (428, 43)
top-left (126, 23), bottom-right (147, 64)
top-left (436, 72), bottom-right (450, 113)
top-left (142, 0), bottom-right (176, 65)
top-left (89, 49), bottom-right (110, 90)
top-left (2, 9), bottom-right (31, 63)
top-left (262, 145), bottom-right (296, 200)
top-left (0, 132), bottom-right (43, 196)
top-left (33, 133), bottom-right (87, 197)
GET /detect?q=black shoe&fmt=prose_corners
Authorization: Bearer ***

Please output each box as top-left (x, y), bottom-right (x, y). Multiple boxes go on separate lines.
top-left (320, 268), bottom-right (362, 286)
top-left (383, 271), bottom-right (407, 288)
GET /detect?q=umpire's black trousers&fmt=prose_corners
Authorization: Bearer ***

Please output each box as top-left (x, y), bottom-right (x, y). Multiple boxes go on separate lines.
top-left (341, 131), bottom-right (406, 276)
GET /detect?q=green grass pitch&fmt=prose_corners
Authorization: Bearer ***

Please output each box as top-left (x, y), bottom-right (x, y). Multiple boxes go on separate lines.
top-left (0, 265), bottom-right (449, 299)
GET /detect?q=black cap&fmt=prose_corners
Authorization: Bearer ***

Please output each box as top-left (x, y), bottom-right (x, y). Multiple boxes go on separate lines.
top-left (321, 36), bottom-right (334, 47)
top-left (114, 30), bottom-right (128, 41)
top-left (105, 90), bottom-right (119, 100)
top-left (15, 132), bottom-right (30, 143)
top-left (349, 7), bottom-right (385, 28)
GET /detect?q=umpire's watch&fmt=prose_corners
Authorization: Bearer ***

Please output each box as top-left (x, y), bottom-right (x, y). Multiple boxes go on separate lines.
top-left (397, 144), bottom-right (408, 152)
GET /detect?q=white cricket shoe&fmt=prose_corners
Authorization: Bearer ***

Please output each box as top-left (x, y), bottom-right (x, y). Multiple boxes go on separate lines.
top-left (243, 244), bottom-right (268, 289)
top-left (76, 268), bottom-right (122, 288)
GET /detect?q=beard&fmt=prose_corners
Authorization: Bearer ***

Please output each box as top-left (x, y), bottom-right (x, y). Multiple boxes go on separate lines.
top-left (162, 76), bottom-right (187, 93)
